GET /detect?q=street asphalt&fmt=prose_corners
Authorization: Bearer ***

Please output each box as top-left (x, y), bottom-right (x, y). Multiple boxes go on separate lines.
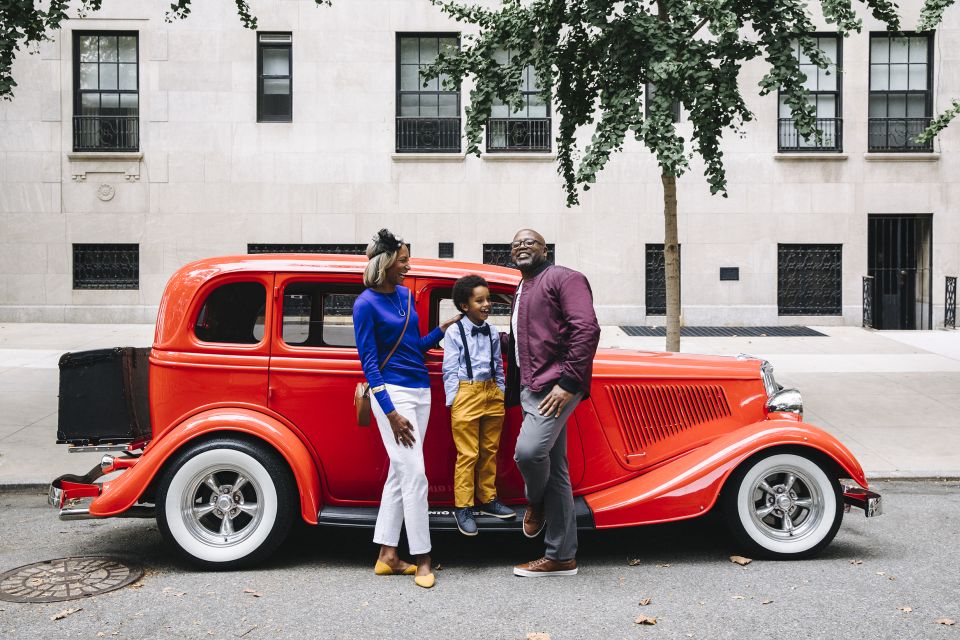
top-left (1, 322), bottom-right (958, 487)
top-left (0, 480), bottom-right (957, 639)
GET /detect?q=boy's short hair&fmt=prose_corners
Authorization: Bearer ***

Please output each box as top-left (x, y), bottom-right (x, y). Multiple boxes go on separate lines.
top-left (452, 275), bottom-right (489, 312)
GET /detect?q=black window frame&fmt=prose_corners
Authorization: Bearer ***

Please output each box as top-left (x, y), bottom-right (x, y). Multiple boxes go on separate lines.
top-left (868, 32), bottom-right (934, 152)
top-left (778, 33), bottom-right (843, 152)
top-left (72, 243), bottom-right (139, 290)
top-left (486, 49), bottom-right (551, 153)
top-left (644, 82), bottom-right (680, 123)
top-left (777, 244), bottom-right (843, 316)
top-left (396, 33), bottom-right (462, 153)
top-left (257, 32), bottom-right (293, 123)
top-left (72, 31), bottom-right (140, 152)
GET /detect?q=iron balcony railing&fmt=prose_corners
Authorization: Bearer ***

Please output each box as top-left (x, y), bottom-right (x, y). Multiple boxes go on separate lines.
top-left (946, 276), bottom-right (957, 330)
top-left (867, 117), bottom-right (933, 152)
top-left (778, 118), bottom-right (843, 152)
top-left (73, 115), bottom-right (139, 152)
top-left (486, 117), bottom-right (551, 152)
top-left (395, 117), bottom-right (461, 153)
top-left (862, 275), bottom-right (875, 329)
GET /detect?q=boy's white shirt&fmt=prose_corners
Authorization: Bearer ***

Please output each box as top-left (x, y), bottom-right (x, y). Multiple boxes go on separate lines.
top-left (441, 318), bottom-right (505, 407)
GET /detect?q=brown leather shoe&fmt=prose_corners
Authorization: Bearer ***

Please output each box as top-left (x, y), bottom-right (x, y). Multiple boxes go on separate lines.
top-left (522, 504), bottom-right (545, 538)
top-left (513, 557), bottom-right (578, 577)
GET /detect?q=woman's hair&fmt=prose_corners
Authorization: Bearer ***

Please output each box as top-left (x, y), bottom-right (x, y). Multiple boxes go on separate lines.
top-left (363, 228), bottom-right (407, 288)
top-left (452, 274), bottom-right (488, 312)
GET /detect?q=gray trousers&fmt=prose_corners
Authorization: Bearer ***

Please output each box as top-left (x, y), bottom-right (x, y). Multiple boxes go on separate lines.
top-left (514, 386), bottom-right (582, 561)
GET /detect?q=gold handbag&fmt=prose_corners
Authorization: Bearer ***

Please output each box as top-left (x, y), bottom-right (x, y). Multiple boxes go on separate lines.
top-left (355, 289), bottom-right (411, 426)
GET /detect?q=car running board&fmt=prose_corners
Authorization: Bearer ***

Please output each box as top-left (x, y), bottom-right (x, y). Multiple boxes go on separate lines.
top-left (317, 497), bottom-right (596, 531)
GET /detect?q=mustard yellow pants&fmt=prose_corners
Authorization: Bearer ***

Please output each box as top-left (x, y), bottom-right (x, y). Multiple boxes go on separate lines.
top-left (450, 379), bottom-right (505, 508)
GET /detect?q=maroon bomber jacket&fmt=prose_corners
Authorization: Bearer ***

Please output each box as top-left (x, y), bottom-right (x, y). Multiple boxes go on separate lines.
top-left (503, 263), bottom-right (601, 406)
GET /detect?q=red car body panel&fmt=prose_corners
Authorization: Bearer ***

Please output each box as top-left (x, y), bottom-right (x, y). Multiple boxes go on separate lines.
top-left (73, 254), bottom-right (870, 529)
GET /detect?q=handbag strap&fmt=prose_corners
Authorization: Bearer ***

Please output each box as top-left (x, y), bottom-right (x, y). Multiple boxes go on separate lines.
top-left (379, 288), bottom-right (411, 371)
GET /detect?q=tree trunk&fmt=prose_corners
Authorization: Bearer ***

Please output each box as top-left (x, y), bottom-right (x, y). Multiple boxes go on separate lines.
top-left (661, 171), bottom-right (681, 352)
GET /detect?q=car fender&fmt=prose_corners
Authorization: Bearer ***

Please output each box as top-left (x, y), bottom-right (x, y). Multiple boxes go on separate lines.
top-left (89, 407), bottom-right (322, 524)
top-left (584, 419), bottom-right (867, 529)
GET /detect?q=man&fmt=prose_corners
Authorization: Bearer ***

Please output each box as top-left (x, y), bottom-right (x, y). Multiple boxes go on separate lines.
top-left (506, 228), bottom-right (601, 577)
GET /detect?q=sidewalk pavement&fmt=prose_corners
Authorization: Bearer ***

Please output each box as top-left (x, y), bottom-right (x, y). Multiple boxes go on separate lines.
top-left (1, 323), bottom-right (958, 488)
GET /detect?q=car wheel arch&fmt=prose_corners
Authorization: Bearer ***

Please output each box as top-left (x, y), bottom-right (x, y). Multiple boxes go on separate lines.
top-left (90, 407), bottom-right (322, 524)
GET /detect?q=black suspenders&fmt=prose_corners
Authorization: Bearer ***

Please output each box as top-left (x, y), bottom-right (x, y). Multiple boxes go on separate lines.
top-left (456, 320), bottom-right (495, 380)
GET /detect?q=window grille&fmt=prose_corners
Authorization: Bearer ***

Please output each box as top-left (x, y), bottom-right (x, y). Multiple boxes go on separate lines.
top-left (645, 244), bottom-right (680, 316)
top-left (247, 244), bottom-right (367, 255)
top-left (482, 243), bottom-right (555, 269)
top-left (778, 244), bottom-right (842, 315)
top-left (486, 49), bottom-right (551, 152)
top-left (438, 242), bottom-right (454, 258)
top-left (73, 244), bottom-right (139, 289)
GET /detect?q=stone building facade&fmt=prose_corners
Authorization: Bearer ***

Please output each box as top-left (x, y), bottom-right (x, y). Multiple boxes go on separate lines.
top-left (0, 0), bottom-right (957, 328)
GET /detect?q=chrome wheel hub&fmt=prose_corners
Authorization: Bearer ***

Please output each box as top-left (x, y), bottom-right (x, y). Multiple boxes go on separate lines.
top-left (749, 467), bottom-right (824, 542)
top-left (181, 467), bottom-right (263, 547)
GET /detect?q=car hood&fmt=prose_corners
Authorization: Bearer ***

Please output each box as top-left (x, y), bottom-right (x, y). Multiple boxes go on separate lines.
top-left (592, 348), bottom-right (762, 382)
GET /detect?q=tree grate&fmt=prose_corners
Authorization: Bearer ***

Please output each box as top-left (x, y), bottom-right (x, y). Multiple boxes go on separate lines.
top-left (0, 556), bottom-right (143, 603)
top-left (619, 326), bottom-right (827, 338)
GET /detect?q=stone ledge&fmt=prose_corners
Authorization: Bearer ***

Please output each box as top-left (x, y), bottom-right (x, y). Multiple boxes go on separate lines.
top-left (391, 153), bottom-right (466, 163)
top-left (483, 152), bottom-right (557, 162)
top-left (863, 152), bottom-right (940, 162)
top-left (67, 152), bottom-right (144, 181)
top-left (774, 153), bottom-right (848, 162)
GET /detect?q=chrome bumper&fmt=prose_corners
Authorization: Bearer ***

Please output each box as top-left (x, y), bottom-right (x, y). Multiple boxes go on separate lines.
top-left (48, 459), bottom-right (153, 521)
top-left (843, 486), bottom-right (883, 517)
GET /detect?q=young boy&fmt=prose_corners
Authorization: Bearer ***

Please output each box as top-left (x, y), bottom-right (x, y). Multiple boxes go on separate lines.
top-left (443, 275), bottom-right (516, 535)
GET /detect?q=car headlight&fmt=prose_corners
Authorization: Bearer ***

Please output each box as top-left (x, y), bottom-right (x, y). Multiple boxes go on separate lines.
top-left (765, 388), bottom-right (803, 418)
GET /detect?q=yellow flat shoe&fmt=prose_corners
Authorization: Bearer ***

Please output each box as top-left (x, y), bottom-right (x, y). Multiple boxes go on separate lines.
top-left (414, 572), bottom-right (436, 589)
top-left (374, 560), bottom-right (416, 576)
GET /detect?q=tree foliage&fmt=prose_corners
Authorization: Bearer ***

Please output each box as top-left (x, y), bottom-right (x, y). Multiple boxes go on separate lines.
top-left (425, 0), bottom-right (932, 207)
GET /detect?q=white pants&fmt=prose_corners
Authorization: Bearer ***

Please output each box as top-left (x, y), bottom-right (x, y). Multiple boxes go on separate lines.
top-left (370, 384), bottom-right (432, 555)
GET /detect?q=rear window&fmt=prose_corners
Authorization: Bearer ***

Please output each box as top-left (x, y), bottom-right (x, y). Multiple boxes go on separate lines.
top-left (194, 282), bottom-right (267, 344)
top-left (281, 282), bottom-right (362, 348)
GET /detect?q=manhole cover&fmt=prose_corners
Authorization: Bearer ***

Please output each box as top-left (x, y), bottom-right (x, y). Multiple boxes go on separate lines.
top-left (0, 556), bottom-right (143, 603)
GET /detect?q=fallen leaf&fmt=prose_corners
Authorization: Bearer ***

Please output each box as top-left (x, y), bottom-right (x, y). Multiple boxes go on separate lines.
top-left (656, 563), bottom-right (671, 568)
top-left (762, 600), bottom-right (774, 605)
top-left (162, 587), bottom-right (185, 597)
top-left (889, 576), bottom-right (897, 581)
top-left (435, 563), bottom-right (443, 571)
top-left (850, 559), bottom-right (863, 565)
top-left (635, 615), bottom-right (658, 625)
top-left (243, 588), bottom-right (262, 598)
top-left (51, 607), bottom-right (82, 621)
top-left (935, 618), bottom-right (956, 626)
top-left (732, 595), bottom-right (746, 600)
top-left (898, 607), bottom-right (913, 613)
top-left (876, 571), bottom-right (886, 576)
top-left (639, 598), bottom-right (652, 606)
top-left (628, 558), bottom-right (642, 566)
top-left (526, 634), bottom-right (551, 640)
top-left (729, 555), bottom-right (752, 566)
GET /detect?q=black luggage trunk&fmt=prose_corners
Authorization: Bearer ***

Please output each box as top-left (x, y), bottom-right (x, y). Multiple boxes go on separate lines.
top-left (57, 347), bottom-right (152, 446)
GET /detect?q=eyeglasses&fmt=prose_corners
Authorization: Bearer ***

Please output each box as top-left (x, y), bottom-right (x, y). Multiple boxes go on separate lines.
top-left (510, 239), bottom-right (543, 249)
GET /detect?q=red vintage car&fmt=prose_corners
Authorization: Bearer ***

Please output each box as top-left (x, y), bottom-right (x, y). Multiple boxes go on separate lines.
top-left (49, 254), bottom-right (882, 567)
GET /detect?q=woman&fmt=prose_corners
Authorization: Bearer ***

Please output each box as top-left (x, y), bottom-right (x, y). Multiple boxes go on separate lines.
top-left (353, 229), bottom-right (460, 588)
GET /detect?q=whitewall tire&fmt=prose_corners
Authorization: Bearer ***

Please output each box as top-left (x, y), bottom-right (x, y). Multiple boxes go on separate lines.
top-left (723, 452), bottom-right (843, 559)
top-left (156, 437), bottom-right (295, 569)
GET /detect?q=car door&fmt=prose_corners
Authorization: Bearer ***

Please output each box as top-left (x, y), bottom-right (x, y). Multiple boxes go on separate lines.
top-left (267, 272), bottom-right (389, 503)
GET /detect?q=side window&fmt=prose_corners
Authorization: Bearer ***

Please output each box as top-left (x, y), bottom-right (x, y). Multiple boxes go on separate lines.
top-left (281, 282), bottom-right (362, 348)
top-left (195, 282), bottom-right (267, 344)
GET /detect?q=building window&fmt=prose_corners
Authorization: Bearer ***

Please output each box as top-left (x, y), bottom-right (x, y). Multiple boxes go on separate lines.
top-left (73, 244), bottom-right (139, 290)
top-left (644, 83), bottom-right (680, 123)
top-left (396, 34), bottom-right (461, 153)
top-left (778, 35), bottom-right (842, 152)
top-left (778, 244), bottom-right (842, 315)
top-left (438, 242), bottom-right (454, 259)
top-left (73, 32), bottom-right (139, 152)
top-left (482, 243), bottom-right (555, 269)
top-left (868, 33), bottom-right (933, 152)
top-left (247, 244), bottom-right (366, 255)
top-left (645, 244), bottom-right (680, 316)
top-left (257, 33), bottom-right (292, 122)
top-left (487, 50), bottom-right (550, 152)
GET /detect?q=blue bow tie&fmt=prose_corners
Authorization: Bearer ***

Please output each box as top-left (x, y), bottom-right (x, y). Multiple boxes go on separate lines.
top-left (471, 324), bottom-right (490, 336)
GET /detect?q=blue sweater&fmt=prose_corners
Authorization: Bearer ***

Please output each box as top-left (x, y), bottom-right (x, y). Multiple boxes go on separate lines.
top-left (353, 286), bottom-right (443, 414)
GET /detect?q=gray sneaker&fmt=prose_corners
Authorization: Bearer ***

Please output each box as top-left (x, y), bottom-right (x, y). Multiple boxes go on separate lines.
top-left (455, 507), bottom-right (478, 536)
top-left (478, 498), bottom-right (516, 519)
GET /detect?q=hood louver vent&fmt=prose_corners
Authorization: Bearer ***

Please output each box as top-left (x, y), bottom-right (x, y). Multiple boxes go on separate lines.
top-left (605, 383), bottom-right (731, 452)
